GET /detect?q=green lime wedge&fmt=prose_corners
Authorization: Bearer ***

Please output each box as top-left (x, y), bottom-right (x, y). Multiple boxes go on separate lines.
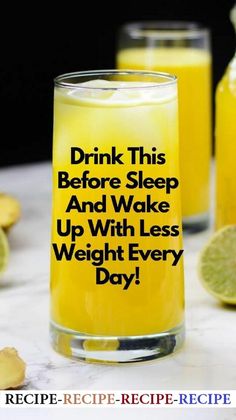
top-left (198, 225), bottom-right (236, 305)
top-left (0, 227), bottom-right (9, 275)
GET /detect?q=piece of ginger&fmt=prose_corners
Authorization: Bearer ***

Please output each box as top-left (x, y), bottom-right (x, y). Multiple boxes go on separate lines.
top-left (0, 347), bottom-right (26, 389)
top-left (0, 193), bottom-right (21, 231)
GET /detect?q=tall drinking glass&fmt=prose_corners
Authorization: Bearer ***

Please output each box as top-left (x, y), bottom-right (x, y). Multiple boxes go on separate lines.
top-left (50, 70), bottom-right (185, 363)
top-left (117, 22), bottom-right (212, 232)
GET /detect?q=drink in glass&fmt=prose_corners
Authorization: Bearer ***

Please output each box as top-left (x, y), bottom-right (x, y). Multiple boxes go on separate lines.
top-left (50, 70), bottom-right (185, 363)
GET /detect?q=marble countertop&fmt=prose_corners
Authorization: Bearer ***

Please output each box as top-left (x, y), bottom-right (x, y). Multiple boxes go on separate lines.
top-left (0, 162), bottom-right (236, 420)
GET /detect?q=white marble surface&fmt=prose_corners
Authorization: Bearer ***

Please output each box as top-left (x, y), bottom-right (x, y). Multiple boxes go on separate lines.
top-left (0, 162), bottom-right (236, 420)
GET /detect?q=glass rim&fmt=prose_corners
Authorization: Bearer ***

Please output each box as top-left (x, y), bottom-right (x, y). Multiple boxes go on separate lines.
top-left (121, 21), bottom-right (209, 40)
top-left (54, 70), bottom-right (177, 90)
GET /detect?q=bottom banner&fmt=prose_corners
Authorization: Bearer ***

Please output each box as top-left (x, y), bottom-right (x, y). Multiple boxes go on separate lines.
top-left (0, 391), bottom-right (235, 408)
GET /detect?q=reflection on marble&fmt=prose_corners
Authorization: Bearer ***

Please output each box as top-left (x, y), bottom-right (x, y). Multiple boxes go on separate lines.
top-left (0, 162), bottom-right (236, 419)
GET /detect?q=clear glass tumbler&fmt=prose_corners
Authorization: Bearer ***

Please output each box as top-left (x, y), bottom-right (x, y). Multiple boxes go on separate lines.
top-left (50, 70), bottom-right (185, 363)
top-left (117, 22), bottom-right (212, 232)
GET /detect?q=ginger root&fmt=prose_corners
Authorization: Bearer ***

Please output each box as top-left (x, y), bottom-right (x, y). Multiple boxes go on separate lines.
top-left (0, 347), bottom-right (26, 389)
top-left (0, 193), bottom-right (21, 231)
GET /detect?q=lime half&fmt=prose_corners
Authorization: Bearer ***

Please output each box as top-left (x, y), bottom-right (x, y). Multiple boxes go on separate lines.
top-left (0, 227), bottom-right (9, 275)
top-left (198, 225), bottom-right (236, 305)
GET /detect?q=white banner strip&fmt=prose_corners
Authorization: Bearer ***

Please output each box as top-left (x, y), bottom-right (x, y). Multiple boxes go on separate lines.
top-left (0, 390), bottom-right (236, 408)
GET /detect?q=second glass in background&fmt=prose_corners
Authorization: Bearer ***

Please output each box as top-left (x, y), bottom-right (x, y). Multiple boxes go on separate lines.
top-left (117, 22), bottom-right (212, 232)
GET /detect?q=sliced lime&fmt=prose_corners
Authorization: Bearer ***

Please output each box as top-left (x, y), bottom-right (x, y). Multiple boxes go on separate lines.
top-left (198, 225), bottom-right (236, 305)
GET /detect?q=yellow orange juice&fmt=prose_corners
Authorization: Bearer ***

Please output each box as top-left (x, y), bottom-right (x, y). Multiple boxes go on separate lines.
top-left (117, 47), bottom-right (212, 221)
top-left (50, 72), bottom-right (184, 362)
top-left (216, 56), bottom-right (236, 228)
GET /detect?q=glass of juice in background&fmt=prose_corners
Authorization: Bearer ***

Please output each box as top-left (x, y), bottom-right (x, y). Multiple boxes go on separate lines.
top-left (215, 4), bottom-right (236, 229)
top-left (117, 22), bottom-right (212, 232)
top-left (50, 70), bottom-right (184, 363)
